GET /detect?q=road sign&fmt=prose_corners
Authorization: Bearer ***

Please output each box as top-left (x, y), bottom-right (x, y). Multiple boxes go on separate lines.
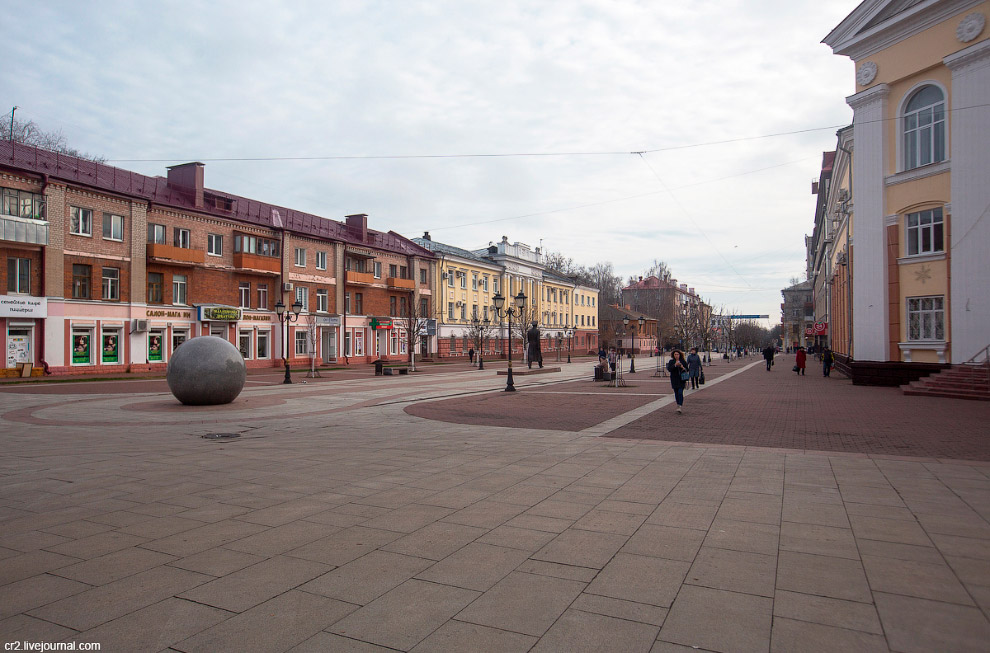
top-left (729, 315), bottom-right (770, 319)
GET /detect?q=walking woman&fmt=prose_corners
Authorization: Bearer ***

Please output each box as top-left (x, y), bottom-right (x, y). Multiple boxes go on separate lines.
top-left (667, 349), bottom-right (689, 414)
top-left (795, 346), bottom-right (807, 376)
top-left (686, 347), bottom-right (703, 389)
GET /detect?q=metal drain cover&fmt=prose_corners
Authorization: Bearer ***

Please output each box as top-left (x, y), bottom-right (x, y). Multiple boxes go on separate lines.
top-left (201, 433), bottom-right (241, 440)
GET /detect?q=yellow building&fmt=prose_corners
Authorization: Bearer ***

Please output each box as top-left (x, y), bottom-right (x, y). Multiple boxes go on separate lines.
top-left (824, 0), bottom-right (990, 371)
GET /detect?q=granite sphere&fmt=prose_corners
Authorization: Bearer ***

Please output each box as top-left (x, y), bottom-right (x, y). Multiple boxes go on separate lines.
top-left (166, 336), bottom-right (247, 405)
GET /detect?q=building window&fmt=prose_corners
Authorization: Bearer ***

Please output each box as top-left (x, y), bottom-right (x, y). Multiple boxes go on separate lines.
top-left (147, 272), bottom-right (163, 303)
top-left (172, 330), bottom-right (188, 352)
top-left (316, 251), bottom-right (327, 270)
top-left (460, 304), bottom-right (466, 320)
top-left (239, 282), bottom-right (251, 308)
top-left (174, 227), bottom-right (191, 249)
top-left (102, 213), bottom-right (124, 241)
top-left (72, 329), bottom-right (92, 365)
top-left (72, 264), bottom-right (91, 299)
top-left (389, 264), bottom-right (398, 278)
top-left (172, 274), bottom-right (187, 305)
top-left (420, 298), bottom-right (429, 316)
top-left (207, 234), bottom-right (223, 256)
top-left (295, 286), bottom-right (309, 312)
top-left (355, 292), bottom-right (363, 314)
top-left (257, 330), bottom-right (270, 359)
top-left (295, 247), bottom-right (306, 267)
top-left (903, 85), bottom-right (945, 171)
top-left (2, 187), bottom-right (44, 219)
top-left (483, 305), bottom-right (488, 320)
top-left (448, 302), bottom-right (455, 320)
top-left (908, 296), bottom-right (944, 341)
top-left (234, 235), bottom-right (279, 257)
top-left (390, 296), bottom-right (397, 317)
top-left (70, 207), bottom-right (92, 236)
top-left (239, 331), bottom-right (253, 359)
top-left (906, 208), bottom-right (943, 256)
top-left (354, 330), bottom-right (364, 356)
top-left (374, 262), bottom-right (382, 278)
top-left (460, 273), bottom-right (467, 289)
top-left (148, 223), bottom-right (166, 244)
top-left (295, 330), bottom-right (309, 356)
top-left (316, 289), bottom-right (328, 312)
top-left (100, 268), bottom-right (119, 301)
top-left (399, 265), bottom-right (407, 279)
top-left (257, 284), bottom-right (268, 310)
top-left (447, 271), bottom-right (454, 287)
top-left (482, 276), bottom-right (488, 291)
top-left (7, 258), bottom-right (31, 295)
top-left (345, 292), bottom-right (351, 313)
top-left (420, 268), bottom-right (427, 284)
top-left (400, 297), bottom-right (408, 317)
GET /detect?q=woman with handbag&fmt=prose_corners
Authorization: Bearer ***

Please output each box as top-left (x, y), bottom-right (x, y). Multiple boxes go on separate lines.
top-left (686, 347), bottom-right (703, 389)
top-left (667, 349), bottom-right (689, 414)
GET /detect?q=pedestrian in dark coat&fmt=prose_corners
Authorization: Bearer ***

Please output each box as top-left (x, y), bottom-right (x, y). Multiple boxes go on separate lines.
top-left (686, 348), bottom-right (703, 389)
top-left (468, 347), bottom-right (475, 364)
top-left (762, 344), bottom-right (775, 371)
top-left (667, 350), bottom-right (688, 413)
top-left (822, 346), bottom-right (834, 377)
top-left (795, 347), bottom-right (806, 375)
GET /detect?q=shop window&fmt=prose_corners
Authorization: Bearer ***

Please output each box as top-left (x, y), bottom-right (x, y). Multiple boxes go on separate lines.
top-left (907, 296), bottom-right (945, 341)
top-left (344, 331), bottom-right (352, 357)
top-left (172, 274), bottom-right (187, 305)
top-left (7, 257), bottom-right (31, 293)
top-left (174, 227), bottom-right (191, 249)
top-left (148, 223), bottom-right (166, 244)
top-left (70, 207), bottom-right (92, 236)
top-left (354, 331), bottom-right (364, 356)
top-left (72, 264), bottom-right (91, 299)
top-left (239, 331), bottom-right (253, 359)
top-left (256, 330), bottom-right (270, 359)
top-left (101, 267), bottom-right (120, 301)
top-left (101, 329), bottom-right (120, 364)
top-left (147, 273), bottom-right (163, 304)
top-left (906, 208), bottom-right (944, 256)
top-left (148, 331), bottom-right (165, 362)
top-left (72, 329), bottom-right (93, 365)
top-left (207, 234), bottom-right (223, 256)
top-left (172, 330), bottom-right (188, 352)
top-left (6, 328), bottom-right (32, 368)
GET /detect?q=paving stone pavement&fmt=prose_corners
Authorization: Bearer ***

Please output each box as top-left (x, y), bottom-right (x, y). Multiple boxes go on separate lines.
top-left (0, 358), bottom-right (988, 652)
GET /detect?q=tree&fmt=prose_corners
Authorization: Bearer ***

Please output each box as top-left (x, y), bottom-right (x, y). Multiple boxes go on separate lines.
top-left (465, 317), bottom-right (497, 366)
top-left (1, 114), bottom-right (106, 163)
top-left (396, 297), bottom-right (432, 372)
top-left (304, 317), bottom-right (321, 378)
top-left (543, 251), bottom-right (575, 276)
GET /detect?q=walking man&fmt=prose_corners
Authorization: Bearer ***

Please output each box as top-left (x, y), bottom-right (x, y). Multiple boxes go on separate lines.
top-left (822, 346), bottom-right (834, 377)
top-left (762, 343), bottom-right (775, 371)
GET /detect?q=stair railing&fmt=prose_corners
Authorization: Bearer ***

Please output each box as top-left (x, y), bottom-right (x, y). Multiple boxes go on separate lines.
top-left (961, 344), bottom-right (990, 390)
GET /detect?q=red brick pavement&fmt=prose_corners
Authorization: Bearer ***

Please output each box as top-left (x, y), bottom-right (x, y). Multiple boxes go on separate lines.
top-left (608, 359), bottom-right (990, 461)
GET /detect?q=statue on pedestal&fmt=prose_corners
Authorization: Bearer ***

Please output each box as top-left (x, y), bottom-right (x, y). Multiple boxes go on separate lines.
top-left (526, 321), bottom-right (543, 369)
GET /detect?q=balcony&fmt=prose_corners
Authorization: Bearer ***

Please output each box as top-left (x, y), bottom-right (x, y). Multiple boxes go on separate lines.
top-left (387, 276), bottom-right (415, 291)
top-left (0, 214), bottom-right (48, 246)
top-left (345, 270), bottom-right (375, 285)
top-left (234, 252), bottom-right (280, 274)
top-left (147, 243), bottom-right (204, 265)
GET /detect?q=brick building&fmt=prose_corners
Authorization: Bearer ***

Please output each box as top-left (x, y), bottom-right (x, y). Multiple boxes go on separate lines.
top-left (0, 141), bottom-right (434, 375)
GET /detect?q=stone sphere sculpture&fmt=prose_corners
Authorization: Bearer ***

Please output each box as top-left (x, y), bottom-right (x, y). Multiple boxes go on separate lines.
top-left (166, 336), bottom-right (247, 405)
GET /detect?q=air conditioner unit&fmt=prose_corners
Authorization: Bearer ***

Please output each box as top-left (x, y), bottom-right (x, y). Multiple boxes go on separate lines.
top-left (283, 282), bottom-right (294, 292)
top-left (131, 319), bottom-right (149, 333)
top-left (456, 301), bottom-right (463, 306)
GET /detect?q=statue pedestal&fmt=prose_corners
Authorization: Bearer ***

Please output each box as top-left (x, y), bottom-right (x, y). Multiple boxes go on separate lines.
top-left (497, 367), bottom-right (561, 376)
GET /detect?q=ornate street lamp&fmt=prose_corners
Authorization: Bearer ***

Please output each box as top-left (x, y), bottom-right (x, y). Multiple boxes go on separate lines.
top-left (492, 290), bottom-right (526, 391)
top-left (275, 299), bottom-right (304, 384)
top-left (471, 315), bottom-right (491, 371)
top-left (566, 328), bottom-right (574, 363)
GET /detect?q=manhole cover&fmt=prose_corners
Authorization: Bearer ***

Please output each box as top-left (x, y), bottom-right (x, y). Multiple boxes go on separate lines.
top-left (201, 433), bottom-right (241, 440)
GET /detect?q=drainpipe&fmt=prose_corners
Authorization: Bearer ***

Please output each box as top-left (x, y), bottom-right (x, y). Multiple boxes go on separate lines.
top-left (38, 173), bottom-right (49, 373)
top-left (837, 142), bottom-right (853, 361)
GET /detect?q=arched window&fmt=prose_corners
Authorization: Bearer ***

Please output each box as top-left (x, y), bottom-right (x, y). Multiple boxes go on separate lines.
top-left (902, 85), bottom-right (945, 170)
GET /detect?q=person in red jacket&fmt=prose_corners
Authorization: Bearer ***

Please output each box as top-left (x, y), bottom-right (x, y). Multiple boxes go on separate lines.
top-left (795, 347), bottom-right (807, 376)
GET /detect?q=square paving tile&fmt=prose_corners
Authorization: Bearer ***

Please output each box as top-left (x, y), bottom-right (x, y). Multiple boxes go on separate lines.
top-left (0, 614), bottom-right (77, 643)
top-left (531, 529), bottom-right (628, 569)
top-left (416, 542), bottom-right (531, 591)
top-left (68, 597), bottom-right (231, 652)
top-left (0, 573), bottom-right (91, 620)
top-left (330, 579), bottom-right (480, 650)
top-left (646, 501), bottom-right (718, 531)
top-left (585, 553), bottom-right (689, 607)
top-left (223, 520), bottom-right (340, 557)
top-left (0, 550), bottom-right (82, 585)
top-left (572, 508), bottom-right (648, 536)
top-left (773, 590), bottom-right (883, 634)
top-left (179, 554), bottom-right (331, 612)
top-left (138, 519), bottom-right (269, 557)
top-left (455, 571), bottom-right (586, 637)
top-left (715, 492), bottom-right (782, 525)
top-left (359, 503), bottom-right (455, 533)
top-left (381, 522), bottom-right (487, 560)
top-left (285, 526), bottom-right (402, 566)
top-left (770, 616), bottom-right (888, 653)
top-left (166, 547), bottom-right (266, 577)
top-left (442, 501), bottom-right (528, 529)
top-left (409, 620), bottom-right (537, 653)
top-left (43, 531), bottom-right (149, 560)
top-left (621, 523), bottom-right (706, 562)
top-left (476, 525), bottom-right (558, 552)
top-left (706, 518), bottom-right (780, 556)
top-left (570, 593), bottom-right (667, 627)
top-left (659, 585), bottom-right (772, 653)
top-left (849, 514), bottom-right (932, 546)
top-left (686, 547), bottom-right (776, 597)
top-left (780, 521), bottom-right (858, 559)
top-left (300, 550), bottom-right (434, 604)
top-left (874, 592), bottom-right (990, 653)
top-left (529, 608), bottom-right (660, 653)
top-left (288, 632), bottom-right (395, 652)
top-left (50, 546), bottom-right (175, 585)
top-left (776, 551), bottom-right (872, 603)
top-left (860, 555), bottom-right (974, 605)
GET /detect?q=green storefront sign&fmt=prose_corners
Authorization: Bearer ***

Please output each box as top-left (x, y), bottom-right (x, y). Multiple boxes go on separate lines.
top-left (72, 334), bottom-right (90, 364)
top-left (370, 318), bottom-right (393, 330)
top-left (199, 306), bottom-right (242, 321)
top-left (102, 334), bottom-right (118, 363)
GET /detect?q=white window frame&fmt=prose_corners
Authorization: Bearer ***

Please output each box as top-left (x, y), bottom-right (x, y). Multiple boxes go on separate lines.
top-left (316, 251), bottom-right (327, 270)
top-left (447, 271), bottom-right (454, 287)
top-left (906, 208), bottom-right (944, 256)
top-left (295, 330), bottom-right (309, 356)
top-left (71, 328), bottom-right (94, 366)
top-left (174, 227), bottom-right (191, 249)
top-left (172, 274), bottom-right (188, 305)
top-left (207, 233), bottom-right (223, 257)
top-left (316, 289), bottom-right (328, 313)
top-left (148, 223), bottom-right (166, 244)
top-left (294, 247), bottom-right (306, 267)
top-left (256, 330), bottom-right (270, 359)
top-left (907, 296), bottom-right (945, 342)
top-left (239, 330), bottom-right (253, 359)
top-left (101, 267), bottom-right (120, 301)
top-left (257, 284), bottom-right (268, 310)
top-left (900, 83), bottom-right (947, 172)
top-left (102, 213), bottom-right (124, 241)
top-left (295, 286), bottom-right (309, 312)
top-left (70, 207), bottom-right (93, 236)
top-left (239, 282), bottom-right (251, 308)
top-left (448, 302), bottom-right (455, 320)
top-left (7, 257), bottom-right (31, 294)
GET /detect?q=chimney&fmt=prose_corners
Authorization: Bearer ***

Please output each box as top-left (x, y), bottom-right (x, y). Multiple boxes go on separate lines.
top-left (680, 284), bottom-right (687, 292)
top-left (345, 214), bottom-right (368, 242)
top-left (166, 162), bottom-right (205, 209)
top-left (422, 231), bottom-right (431, 241)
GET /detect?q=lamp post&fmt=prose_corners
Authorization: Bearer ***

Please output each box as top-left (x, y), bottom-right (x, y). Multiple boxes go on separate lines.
top-left (471, 316), bottom-right (490, 371)
top-left (628, 315), bottom-right (645, 373)
top-left (566, 328), bottom-right (573, 363)
top-left (492, 290), bottom-right (526, 391)
top-left (275, 299), bottom-right (303, 384)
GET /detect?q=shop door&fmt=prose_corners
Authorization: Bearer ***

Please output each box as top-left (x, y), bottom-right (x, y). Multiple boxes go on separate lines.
top-left (377, 330), bottom-right (387, 358)
top-left (210, 324), bottom-right (227, 339)
top-left (322, 328), bottom-right (336, 363)
top-left (6, 328), bottom-right (32, 368)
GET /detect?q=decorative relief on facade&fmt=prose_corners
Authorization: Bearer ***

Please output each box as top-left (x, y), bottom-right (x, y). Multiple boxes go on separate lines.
top-left (914, 265), bottom-right (932, 284)
top-left (956, 12), bottom-right (985, 43)
top-left (856, 61), bottom-right (878, 85)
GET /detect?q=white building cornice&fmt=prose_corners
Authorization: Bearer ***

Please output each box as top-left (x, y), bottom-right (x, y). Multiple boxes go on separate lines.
top-left (944, 37), bottom-right (990, 71)
top-left (847, 83), bottom-right (890, 110)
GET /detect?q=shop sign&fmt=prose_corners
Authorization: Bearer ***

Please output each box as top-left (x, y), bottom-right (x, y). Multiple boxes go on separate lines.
top-left (148, 334), bottom-right (164, 362)
top-left (72, 333), bottom-right (90, 364)
top-left (102, 333), bottom-right (119, 363)
top-left (146, 309), bottom-right (191, 318)
top-left (315, 315), bottom-right (341, 327)
top-left (242, 313), bottom-right (272, 322)
top-left (370, 318), bottom-right (393, 330)
top-left (805, 322), bottom-right (828, 336)
top-left (0, 295), bottom-right (47, 318)
top-left (198, 306), bottom-right (242, 322)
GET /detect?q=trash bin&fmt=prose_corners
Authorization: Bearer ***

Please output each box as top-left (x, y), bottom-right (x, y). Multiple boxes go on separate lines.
top-left (374, 359), bottom-right (383, 376)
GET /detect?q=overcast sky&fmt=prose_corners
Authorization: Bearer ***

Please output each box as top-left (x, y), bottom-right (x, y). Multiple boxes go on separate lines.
top-left (2, 0), bottom-right (860, 322)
